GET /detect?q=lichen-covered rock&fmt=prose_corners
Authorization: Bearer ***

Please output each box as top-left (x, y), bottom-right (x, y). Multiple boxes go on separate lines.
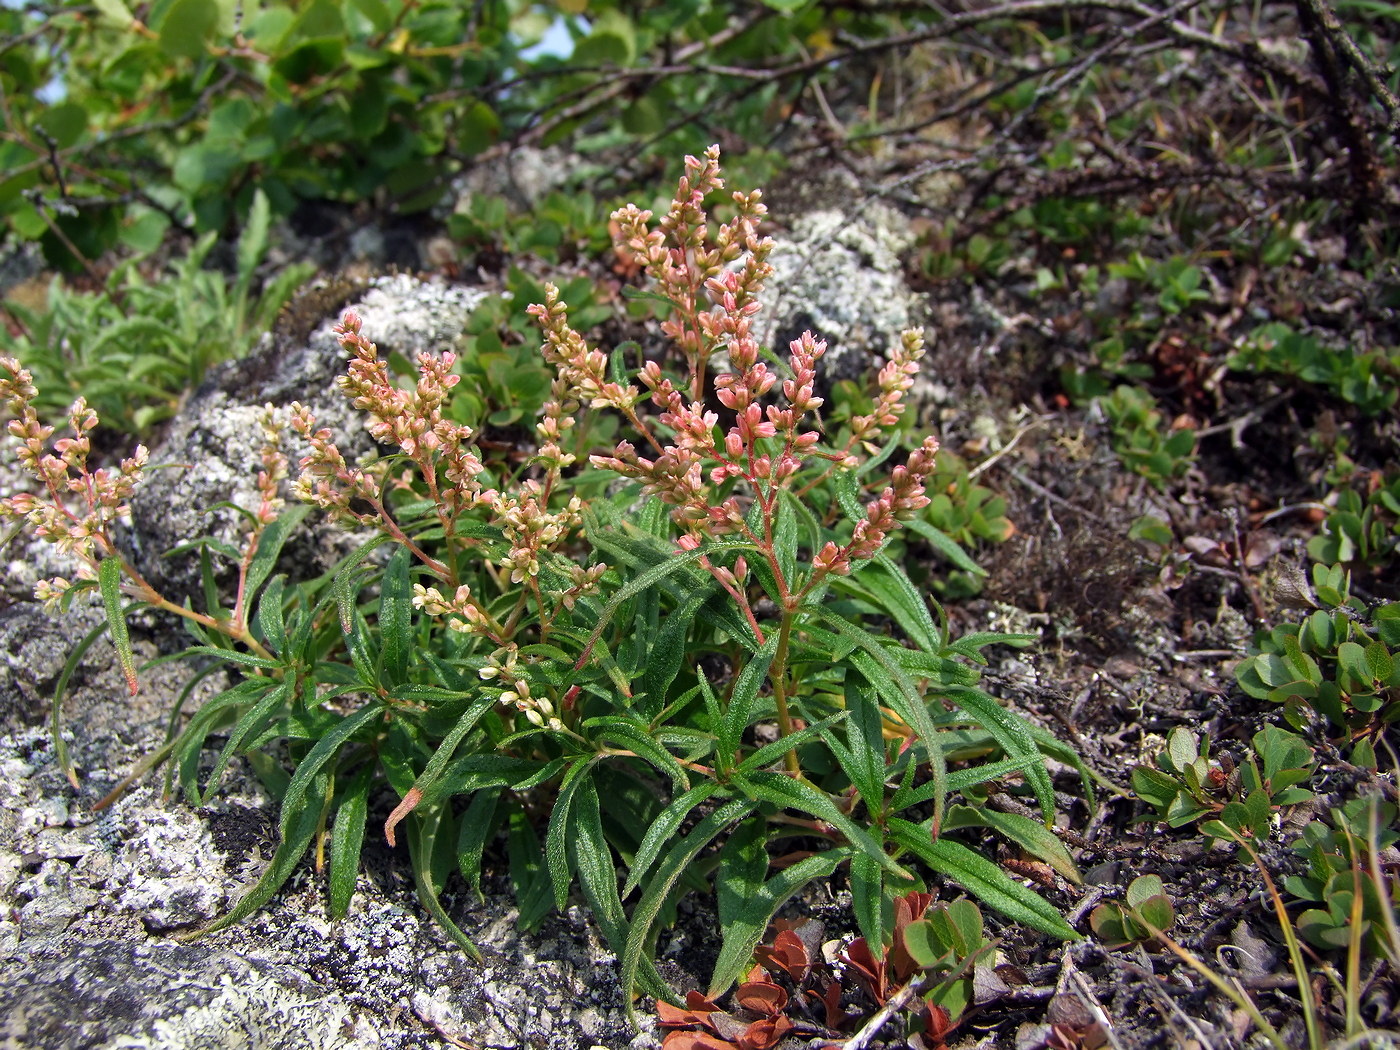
top-left (765, 170), bottom-right (921, 384)
top-left (126, 274), bottom-right (493, 602)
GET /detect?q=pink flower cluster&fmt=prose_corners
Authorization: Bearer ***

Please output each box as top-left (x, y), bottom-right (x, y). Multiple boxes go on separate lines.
top-left (291, 312), bottom-right (495, 530)
top-left (532, 146), bottom-right (941, 613)
top-left (0, 356), bottom-right (148, 607)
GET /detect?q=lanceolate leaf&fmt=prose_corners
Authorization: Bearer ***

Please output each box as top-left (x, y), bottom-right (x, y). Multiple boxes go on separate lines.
top-left (546, 758), bottom-right (598, 910)
top-left (888, 818), bottom-right (1078, 940)
top-left (943, 805), bottom-right (1082, 884)
top-left (720, 634), bottom-right (779, 760)
top-left (201, 679), bottom-right (293, 803)
top-left (849, 851), bottom-right (885, 954)
top-left (197, 701), bottom-right (386, 936)
top-left (708, 851), bottom-right (845, 998)
top-left (383, 695), bottom-right (494, 845)
top-left (571, 778), bottom-right (672, 1000)
top-left (734, 770), bottom-right (906, 879)
top-left (867, 554), bottom-right (942, 651)
top-left (98, 556), bottom-right (139, 695)
top-left (816, 607), bottom-right (947, 833)
top-left (377, 545), bottom-right (413, 686)
top-left (243, 505), bottom-right (310, 614)
top-left (716, 815), bottom-right (768, 930)
top-left (328, 762), bottom-right (374, 918)
top-left (943, 685), bottom-right (1054, 822)
top-left (638, 583), bottom-right (716, 717)
top-left (622, 797), bottom-right (757, 1019)
top-left (624, 781), bottom-right (719, 895)
top-left (407, 805), bottom-right (481, 962)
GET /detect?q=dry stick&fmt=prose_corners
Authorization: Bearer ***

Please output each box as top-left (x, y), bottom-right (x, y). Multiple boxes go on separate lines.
top-left (839, 971), bottom-right (931, 1050)
top-left (1296, 0), bottom-right (1400, 132)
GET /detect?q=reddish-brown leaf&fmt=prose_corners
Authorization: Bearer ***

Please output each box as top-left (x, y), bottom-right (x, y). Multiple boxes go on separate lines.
top-left (662, 1031), bottom-right (737, 1050)
top-left (840, 937), bottom-right (885, 1003)
top-left (736, 1015), bottom-right (794, 1050)
top-left (685, 990), bottom-right (724, 1014)
top-left (754, 929), bottom-right (811, 983)
top-left (734, 981), bottom-right (788, 1017)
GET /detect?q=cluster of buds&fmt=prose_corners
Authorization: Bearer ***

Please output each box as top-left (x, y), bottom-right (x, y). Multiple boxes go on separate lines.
top-left (846, 329), bottom-right (927, 457)
top-left (553, 562), bottom-right (608, 612)
top-left (411, 581), bottom-right (500, 640)
top-left (252, 404), bottom-right (289, 530)
top-left (292, 313), bottom-right (496, 533)
top-left (812, 435), bottom-right (940, 579)
top-left (490, 482), bottom-right (584, 585)
top-left (1, 356), bottom-right (148, 608)
top-left (609, 143), bottom-right (773, 396)
top-left (536, 146), bottom-right (943, 611)
top-left (477, 644), bottom-right (559, 729)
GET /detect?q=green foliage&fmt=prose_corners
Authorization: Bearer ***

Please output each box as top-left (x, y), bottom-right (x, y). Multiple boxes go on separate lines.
top-left (1229, 323), bottom-right (1400, 417)
top-left (449, 190), bottom-right (615, 264)
top-left (7, 190), bottom-right (312, 433)
top-left (3, 155), bottom-right (1082, 1016)
top-left (1235, 565), bottom-right (1400, 755)
top-left (1089, 874), bottom-right (1176, 948)
top-left (1306, 472), bottom-right (1400, 570)
top-left (1131, 725), bottom-right (1315, 841)
top-left (1285, 796), bottom-right (1400, 955)
top-left (1, 0), bottom-right (938, 270)
top-left (1100, 385), bottom-right (1196, 488)
top-left (1107, 253), bottom-right (1211, 316)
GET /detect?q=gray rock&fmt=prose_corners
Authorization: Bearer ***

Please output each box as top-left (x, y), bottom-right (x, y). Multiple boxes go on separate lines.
top-left (126, 274), bottom-right (492, 603)
top-left (764, 170), bottom-right (921, 385)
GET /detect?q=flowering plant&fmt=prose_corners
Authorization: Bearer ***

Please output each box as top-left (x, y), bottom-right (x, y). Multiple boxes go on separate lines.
top-left (1, 147), bottom-right (1081, 1010)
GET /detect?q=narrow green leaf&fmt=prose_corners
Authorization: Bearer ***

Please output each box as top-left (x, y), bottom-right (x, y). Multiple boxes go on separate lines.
top-left (849, 851), bottom-right (884, 952)
top-left (329, 763), bottom-right (374, 918)
top-left (202, 680), bottom-right (292, 803)
top-left (624, 781), bottom-right (718, 895)
top-left (842, 680), bottom-right (889, 812)
top-left (48, 618), bottom-right (112, 788)
top-left (407, 806), bottom-right (481, 961)
top-left (190, 771), bottom-right (330, 938)
top-left (383, 696), bottom-right (495, 844)
top-left (638, 585), bottom-right (715, 717)
top-left (773, 492), bottom-right (799, 586)
top-left (716, 816), bottom-right (768, 929)
top-left (720, 635), bottom-right (780, 760)
top-left (378, 545), bottom-right (413, 686)
top-left (572, 779), bottom-right (673, 1000)
top-left (546, 759), bottom-right (597, 910)
top-left (456, 788), bottom-right (502, 901)
top-left (735, 712), bottom-right (846, 774)
top-left (255, 575), bottom-right (287, 655)
top-left (707, 851), bottom-right (845, 998)
top-left (902, 518), bottom-right (986, 576)
top-left (868, 553), bottom-right (941, 651)
top-left (592, 720), bottom-right (690, 791)
top-left (944, 686), bottom-right (1055, 822)
top-left (98, 556), bottom-right (139, 695)
top-left (622, 797), bottom-right (757, 1019)
top-left (818, 608), bottom-right (946, 832)
top-left (888, 819), bottom-right (1078, 940)
top-left (943, 805), bottom-right (1081, 884)
top-left (735, 771), bottom-right (906, 878)
top-left (573, 539), bottom-right (759, 684)
top-left (243, 505), bottom-right (309, 612)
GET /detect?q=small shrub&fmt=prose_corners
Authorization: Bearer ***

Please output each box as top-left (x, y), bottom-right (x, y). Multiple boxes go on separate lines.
top-left (2, 149), bottom-right (1081, 1013)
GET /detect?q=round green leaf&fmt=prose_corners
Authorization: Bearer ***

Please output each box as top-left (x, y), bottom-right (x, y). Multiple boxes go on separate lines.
top-left (158, 0), bottom-right (220, 58)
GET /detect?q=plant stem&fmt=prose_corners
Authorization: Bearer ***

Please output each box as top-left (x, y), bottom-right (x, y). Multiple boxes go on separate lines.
top-left (770, 608), bottom-right (800, 775)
